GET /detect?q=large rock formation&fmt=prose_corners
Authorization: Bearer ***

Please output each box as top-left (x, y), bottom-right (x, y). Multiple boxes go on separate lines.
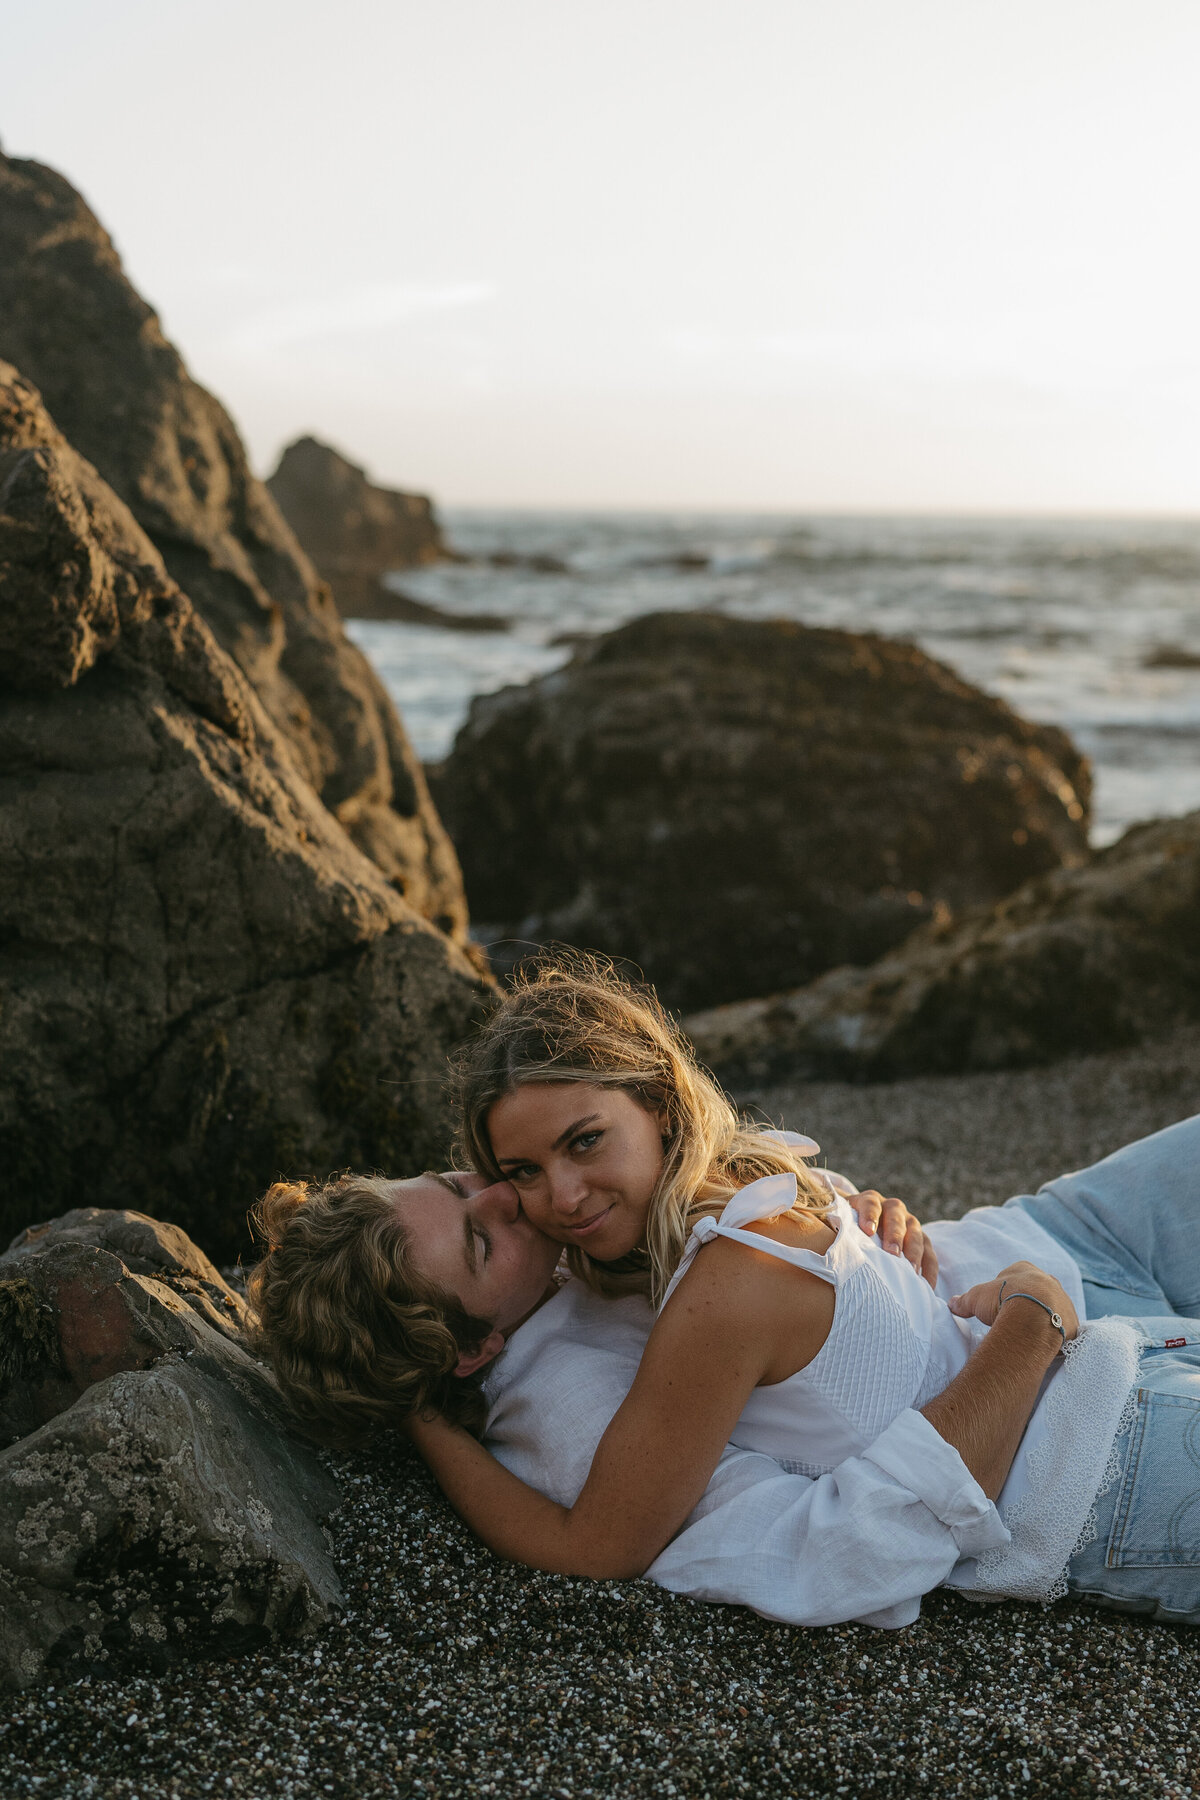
top-left (0, 362), bottom-right (490, 1253)
top-left (0, 149), bottom-right (467, 936)
top-left (685, 810), bottom-right (1200, 1084)
top-left (268, 434), bottom-right (444, 617)
top-left (0, 1209), bottom-right (341, 1688)
top-left (433, 612), bottom-right (1092, 1012)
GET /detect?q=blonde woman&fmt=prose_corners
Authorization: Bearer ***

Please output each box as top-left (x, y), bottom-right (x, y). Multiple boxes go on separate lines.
top-left (407, 957), bottom-right (1144, 1601)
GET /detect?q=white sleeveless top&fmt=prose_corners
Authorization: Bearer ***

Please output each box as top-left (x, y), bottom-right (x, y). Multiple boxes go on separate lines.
top-left (660, 1172), bottom-right (987, 1477)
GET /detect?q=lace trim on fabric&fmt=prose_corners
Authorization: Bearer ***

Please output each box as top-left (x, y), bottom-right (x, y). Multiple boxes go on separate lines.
top-left (958, 1317), bottom-right (1142, 1605)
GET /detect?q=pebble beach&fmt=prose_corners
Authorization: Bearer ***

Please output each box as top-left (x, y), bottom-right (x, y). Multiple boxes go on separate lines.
top-left (3, 1027), bottom-right (1198, 1800)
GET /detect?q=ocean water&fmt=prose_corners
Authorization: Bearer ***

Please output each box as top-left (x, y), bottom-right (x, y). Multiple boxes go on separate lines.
top-left (347, 511), bottom-right (1200, 848)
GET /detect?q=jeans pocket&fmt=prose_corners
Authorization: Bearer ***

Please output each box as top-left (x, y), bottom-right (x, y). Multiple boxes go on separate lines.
top-left (1106, 1390), bottom-right (1200, 1568)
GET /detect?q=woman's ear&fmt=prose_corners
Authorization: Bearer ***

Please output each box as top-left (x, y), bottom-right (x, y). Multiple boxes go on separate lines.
top-left (454, 1329), bottom-right (506, 1378)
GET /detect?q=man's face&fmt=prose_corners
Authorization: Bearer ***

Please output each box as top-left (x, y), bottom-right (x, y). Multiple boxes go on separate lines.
top-left (390, 1170), bottom-right (562, 1335)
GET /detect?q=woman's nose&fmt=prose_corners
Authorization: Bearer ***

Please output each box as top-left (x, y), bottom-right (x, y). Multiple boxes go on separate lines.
top-left (546, 1164), bottom-right (588, 1216)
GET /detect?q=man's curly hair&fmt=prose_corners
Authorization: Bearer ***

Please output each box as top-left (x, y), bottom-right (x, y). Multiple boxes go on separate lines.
top-left (247, 1173), bottom-right (493, 1446)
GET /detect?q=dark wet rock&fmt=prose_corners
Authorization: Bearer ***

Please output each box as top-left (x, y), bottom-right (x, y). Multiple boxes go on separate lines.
top-left (353, 583), bottom-right (510, 632)
top-left (685, 810), bottom-right (1200, 1083)
top-left (434, 611), bottom-right (1092, 1012)
top-left (267, 434), bottom-right (449, 622)
top-left (0, 1359), bottom-right (341, 1689)
top-left (482, 549), bottom-right (570, 574)
top-left (0, 150), bottom-right (467, 934)
top-left (0, 1210), bottom-right (254, 1445)
top-left (5, 1207), bottom-right (243, 1303)
top-left (0, 1208), bottom-right (341, 1689)
top-left (0, 362), bottom-right (491, 1253)
top-left (1142, 642), bottom-right (1200, 670)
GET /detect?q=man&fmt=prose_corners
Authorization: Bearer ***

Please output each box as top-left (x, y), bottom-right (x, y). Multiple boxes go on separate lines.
top-left (480, 1117), bottom-right (1200, 1627)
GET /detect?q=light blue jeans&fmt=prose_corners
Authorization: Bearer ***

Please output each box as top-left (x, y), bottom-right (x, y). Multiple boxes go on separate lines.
top-left (1005, 1116), bottom-right (1200, 1622)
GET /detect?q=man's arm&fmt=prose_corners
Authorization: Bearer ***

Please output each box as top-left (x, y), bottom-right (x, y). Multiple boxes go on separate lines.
top-left (934, 1260), bottom-right (1077, 1496)
top-left (922, 1300), bottom-right (1063, 1498)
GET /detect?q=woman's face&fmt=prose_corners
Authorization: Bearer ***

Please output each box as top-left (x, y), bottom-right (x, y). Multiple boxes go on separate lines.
top-left (390, 1170), bottom-right (561, 1334)
top-left (486, 1082), bottom-right (666, 1263)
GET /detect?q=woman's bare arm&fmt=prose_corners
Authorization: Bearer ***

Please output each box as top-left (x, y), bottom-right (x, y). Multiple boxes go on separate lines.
top-left (408, 1238), bottom-right (831, 1578)
top-left (412, 1249), bottom-right (1076, 1572)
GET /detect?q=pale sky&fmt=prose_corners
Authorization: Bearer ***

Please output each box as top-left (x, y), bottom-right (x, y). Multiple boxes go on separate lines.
top-left (3, 0), bottom-right (1198, 511)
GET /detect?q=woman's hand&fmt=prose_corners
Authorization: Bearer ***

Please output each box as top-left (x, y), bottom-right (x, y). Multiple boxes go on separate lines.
top-left (947, 1260), bottom-right (1079, 1347)
top-left (850, 1190), bottom-right (938, 1287)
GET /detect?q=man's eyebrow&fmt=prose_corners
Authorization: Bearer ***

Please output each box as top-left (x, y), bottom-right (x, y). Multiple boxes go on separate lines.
top-left (426, 1170), bottom-right (464, 1197)
top-left (461, 1210), bottom-right (478, 1276)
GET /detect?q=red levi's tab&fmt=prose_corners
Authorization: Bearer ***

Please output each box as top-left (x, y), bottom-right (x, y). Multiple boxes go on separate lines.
top-left (1166, 1337), bottom-right (1188, 1349)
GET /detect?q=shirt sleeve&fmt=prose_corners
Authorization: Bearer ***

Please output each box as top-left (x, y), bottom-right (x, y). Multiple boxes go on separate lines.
top-left (646, 1409), bottom-right (1009, 1629)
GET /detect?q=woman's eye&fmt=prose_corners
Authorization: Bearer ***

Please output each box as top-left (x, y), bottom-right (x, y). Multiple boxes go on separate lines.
top-left (506, 1165), bottom-right (538, 1184)
top-left (573, 1131), bottom-right (602, 1153)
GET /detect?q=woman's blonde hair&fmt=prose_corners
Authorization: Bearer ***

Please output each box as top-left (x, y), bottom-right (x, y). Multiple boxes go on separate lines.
top-left (247, 1173), bottom-right (493, 1445)
top-left (454, 952), bottom-right (831, 1306)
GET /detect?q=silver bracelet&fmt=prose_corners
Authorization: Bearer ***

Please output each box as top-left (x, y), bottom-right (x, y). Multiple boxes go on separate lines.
top-left (998, 1287), bottom-right (1067, 1353)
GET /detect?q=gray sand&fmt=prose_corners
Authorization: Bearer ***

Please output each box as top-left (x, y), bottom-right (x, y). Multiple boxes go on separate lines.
top-left (746, 1023), bottom-right (1200, 1223)
top-left (2, 1029), bottom-right (1198, 1799)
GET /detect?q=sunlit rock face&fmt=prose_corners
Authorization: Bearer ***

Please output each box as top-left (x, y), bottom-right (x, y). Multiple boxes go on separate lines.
top-left (0, 1208), bottom-right (341, 1690)
top-left (685, 810), bottom-right (1200, 1084)
top-left (0, 363), bottom-right (491, 1253)
top-left (0, 149), bottom-right (470, 938)
top-left (268, 434), bottom-right (445, 619)
top-left (434, 610), bottom-right (1092, 1013)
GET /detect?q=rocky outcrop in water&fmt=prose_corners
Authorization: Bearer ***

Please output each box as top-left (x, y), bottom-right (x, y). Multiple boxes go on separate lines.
top-left (433, 612), bottom-right (1092, 1012)
top-left (0, 150), bottom-right (467, 936)
top-left (685, 810), bottom-right (1200, 1083)
top-left (0, 362), bottom-right (490, 1253)
top-left (267, 434), bottom-right (446, 619)
top-left (0, 1209), bottom-right (340, 1689)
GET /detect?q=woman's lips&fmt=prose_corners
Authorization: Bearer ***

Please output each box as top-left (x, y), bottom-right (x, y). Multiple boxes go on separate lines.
top-left (566, 1205), bottom-right (614, 1239)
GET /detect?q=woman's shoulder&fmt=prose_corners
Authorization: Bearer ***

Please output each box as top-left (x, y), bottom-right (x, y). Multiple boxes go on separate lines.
top-left (659, 1228), bottom-right (837, 1382)
top-left (663, 1222), bottom-right (837, 1326)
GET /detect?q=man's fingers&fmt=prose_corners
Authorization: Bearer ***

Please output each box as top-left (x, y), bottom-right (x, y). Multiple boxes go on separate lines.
top-left (920, 1240), bottom-right (940, 1289)
top-left (877, 1195), bottom-right (909, 1256)
top-left (854, 1190), bottom-right (884, 1236)
top-left (901, 1215), bottom-right (925, 1271)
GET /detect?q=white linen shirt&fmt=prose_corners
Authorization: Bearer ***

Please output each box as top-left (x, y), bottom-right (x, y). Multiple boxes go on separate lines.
top-left (480, 1198), bottom-right (1111, 1628)
top-left (482, 1274), bottom-right (1009, 1629)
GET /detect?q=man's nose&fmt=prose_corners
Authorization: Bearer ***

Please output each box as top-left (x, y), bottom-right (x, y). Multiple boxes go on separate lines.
top-left (473, 1177), bottom-right (520, 1225)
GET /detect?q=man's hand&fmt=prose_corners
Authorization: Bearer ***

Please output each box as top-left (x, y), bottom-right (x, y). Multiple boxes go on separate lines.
top-left (850, 1190), bottom-right (938, 1288)
top-left (947, 1260), bottom-right (1078, 1345)
top-left (927, 1261), bottom-right (1080, 1498)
